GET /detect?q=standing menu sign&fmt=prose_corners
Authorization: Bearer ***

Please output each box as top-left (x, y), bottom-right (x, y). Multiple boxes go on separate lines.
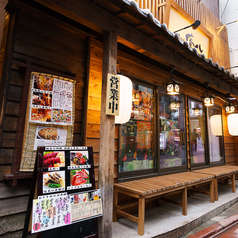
top-left (23, 146), bottom-right (102, 238)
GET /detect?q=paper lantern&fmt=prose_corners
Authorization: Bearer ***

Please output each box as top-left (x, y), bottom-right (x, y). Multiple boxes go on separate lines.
top-left (228, 113), bottom-right (238, 136)
top-left (210, 115), bottom-right (222, 136)
top-left (115, 75), bottom-right (132, 124)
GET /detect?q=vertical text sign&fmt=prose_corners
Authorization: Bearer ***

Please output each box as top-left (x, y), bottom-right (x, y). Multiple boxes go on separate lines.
top-left (106, 74), bottom-right (120, 116)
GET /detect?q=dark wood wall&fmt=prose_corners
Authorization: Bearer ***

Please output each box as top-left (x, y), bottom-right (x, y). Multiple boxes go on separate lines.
top-left (0, 3), bottom-right (88, 236)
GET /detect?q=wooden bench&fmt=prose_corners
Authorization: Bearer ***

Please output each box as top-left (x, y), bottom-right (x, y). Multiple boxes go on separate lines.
top-left (192, 165), bottom-right (238, 201)
top-left (113, 172), bottom-right (215, 236)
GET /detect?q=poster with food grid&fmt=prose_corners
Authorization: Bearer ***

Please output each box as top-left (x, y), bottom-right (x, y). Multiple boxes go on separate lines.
top-left (29, 74), bottom-right (73, 125)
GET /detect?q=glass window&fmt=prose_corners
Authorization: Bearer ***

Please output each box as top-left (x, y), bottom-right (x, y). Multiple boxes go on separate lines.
top-left (207, 106), bottom-right (224, 163)
top-left (159, 91), bottom-right (186, 169)
top-left (188, 98), bottom-right (206, 164)
top-left (118, 82), bottom-right (155, 172)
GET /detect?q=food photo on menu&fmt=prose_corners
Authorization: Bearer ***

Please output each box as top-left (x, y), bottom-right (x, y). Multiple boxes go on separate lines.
top-left (70, 169), bottom-right (90, 186)
top-left (33, 74), bottom-right (53, 91)
top-left (31, 108), bottom-right (51, 122)
top-left (52, 109), bottom-right (71, 123)
top-left (70, 151), bottom-right (89, 166)
top-left (32, 92), bottom-right (52, 107)
top-left (43, 151), bottom-right (65, 168)
top-left (43, 171), bottom-right (65, 192)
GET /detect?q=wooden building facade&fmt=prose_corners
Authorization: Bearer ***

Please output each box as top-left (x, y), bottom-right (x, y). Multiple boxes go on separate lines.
top-left (0, 0), bottom-right (238, 237)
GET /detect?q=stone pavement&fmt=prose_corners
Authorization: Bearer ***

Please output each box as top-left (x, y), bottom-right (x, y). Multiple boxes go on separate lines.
top-left (183, 202), bottom-right (238, 237)
top-left (112, 181), bottom-right (238, 238)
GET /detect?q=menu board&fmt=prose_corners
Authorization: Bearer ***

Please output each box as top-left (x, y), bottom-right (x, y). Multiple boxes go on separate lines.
top-left (29, 74), bottom-right (73, 125)
top-left (24, 146), bottom-right (102, 237)
top-left (38, 147), bottom-right (94, 194)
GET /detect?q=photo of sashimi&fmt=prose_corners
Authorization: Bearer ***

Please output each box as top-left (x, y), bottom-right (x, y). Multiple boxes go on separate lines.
top-left (43, 151), bottom-right (65, 168)
top-left (70, 169), bottom-right (90, 186)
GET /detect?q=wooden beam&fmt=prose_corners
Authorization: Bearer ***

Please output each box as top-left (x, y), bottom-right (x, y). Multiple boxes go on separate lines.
top-left (33, 0), bottom-right (238, 97)
top-left (98, 31), bottom-right (117, 238)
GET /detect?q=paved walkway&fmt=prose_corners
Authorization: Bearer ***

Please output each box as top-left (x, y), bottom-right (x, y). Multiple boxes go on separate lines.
top-left (184, 202), bottom-right (238, 237)
top-left (112, 181), bottom-right (238, 238)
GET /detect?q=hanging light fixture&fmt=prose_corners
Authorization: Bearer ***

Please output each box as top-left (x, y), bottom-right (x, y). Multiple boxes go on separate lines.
top-left (170, 101), bottom-right (180, 110)
top-left (164, 66), bottom-right (181, 95)
top-left (174, 20), bottom-right (201, 33)
top-left (224, 95), bottom-right (236, 114)
top-left (225, 103), bottom-right (235, 114)
top-left (193, 107), bottom-right (200, 116)
top-left (203, 83), bottom-right (214, 107)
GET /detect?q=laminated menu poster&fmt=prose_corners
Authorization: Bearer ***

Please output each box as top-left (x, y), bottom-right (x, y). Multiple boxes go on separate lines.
top-left (70, 189), bottom-right (103, 223)
top-left (34, 126), bottom-right (67, 150)
top-left (29, 74), bottom-right (74, 125)
top-left (31, 193), bottom-right (71, 233)
top-left (31, 189), bottom-right (102, 234)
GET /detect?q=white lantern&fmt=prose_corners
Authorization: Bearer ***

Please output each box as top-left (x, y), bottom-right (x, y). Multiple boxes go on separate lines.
top-left (115, 75), bottom-right (132, 124)
top-left (210, 115), bottom-right (222, 136)
top-left (228, 113), bottom-right (238, 136)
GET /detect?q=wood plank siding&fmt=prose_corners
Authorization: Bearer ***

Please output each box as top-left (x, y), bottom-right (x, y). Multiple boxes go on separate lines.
top-left (0, 5), bottom-right (87, 236)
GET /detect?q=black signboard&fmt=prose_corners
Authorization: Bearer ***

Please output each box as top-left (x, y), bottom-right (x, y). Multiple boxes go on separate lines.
top-left (23, 146), bottom-right (102, 238)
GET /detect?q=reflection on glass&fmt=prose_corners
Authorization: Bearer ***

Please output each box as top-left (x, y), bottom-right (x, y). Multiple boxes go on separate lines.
top-left (159, 92), bottom-right (186, 168)
top-left (189, 99), bottom-right (206, 164)
top-left (207, 107), bottom-right (224, 162)
top-left (118, 83), bottom-right (155, 172)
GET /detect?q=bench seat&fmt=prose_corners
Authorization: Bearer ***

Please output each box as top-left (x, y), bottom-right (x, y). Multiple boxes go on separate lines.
top-left (113, 171), bottom-right (215, 236)
top-left (192, 165), bottom-right (238, 201)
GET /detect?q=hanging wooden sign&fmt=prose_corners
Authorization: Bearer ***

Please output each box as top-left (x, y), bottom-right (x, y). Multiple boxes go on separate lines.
top-left (106, 73), bottom-right (120, 116)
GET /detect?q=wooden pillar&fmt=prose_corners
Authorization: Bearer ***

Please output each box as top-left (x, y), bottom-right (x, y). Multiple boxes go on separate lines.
top-left (98, 31), bottom-right (117, 238)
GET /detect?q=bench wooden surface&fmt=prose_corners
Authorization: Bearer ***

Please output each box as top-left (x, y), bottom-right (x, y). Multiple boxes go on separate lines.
top-left (192, 165), bottom-right (238, 201)
top-left (113, 171), bottom-right (215, 236)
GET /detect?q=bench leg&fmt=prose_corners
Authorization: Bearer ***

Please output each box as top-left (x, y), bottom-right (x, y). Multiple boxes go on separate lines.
top-left (210, 179), bottom-right (215, 203)
top-left (182, 187), bottom-right (187, 216)
top-left (232, 174), bottom-right (236, 193)
top-left (138, 197), bottom-right (145, 236)
top-left (214, 178), bottom-right (218, 201)
top-left (113, 189), bottom-right (118, 222)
